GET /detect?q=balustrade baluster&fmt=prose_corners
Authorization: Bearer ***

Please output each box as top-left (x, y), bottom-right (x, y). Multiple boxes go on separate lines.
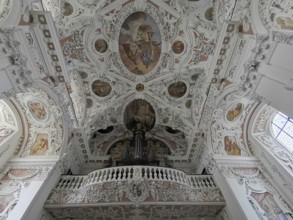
top-left (101, 170), bottom-right (105, 181)
top-left (77, 177), bottom-right (82, 189)
top-left (152, 168), bottom-right (156, 179)
top-left (205, 177), bottom-right (211, 187)
top-left (130, 168), bottom-right (133, 179)
top-left (177, 172), bottom-right (181, 183)
top-left (210, 176), bottom-right (216, 188)
top-left (125, 168), bottom-right (129, 179)
top-left (56, 167), bottom-right (216, 195)
top-left (116, 168), bottom-right (119, 180)
top-left (154, 168), bottom-right (158, 180)
top-left (60, 179), bottom-right (65, 189)
top-left (203, 178), bottom-right (208, 188)
top-left (73, 177), bottom-right (77, 189)
top-left (159, 169), bottom-right (163, 180)
top-left (107, 169), bottom-right (111, 181)
top-left (200, 177), bottom-right (205, 188)
top-left (168, 170), bottom-right (172, 180)
top-left (58, 179), bottom-right (64, 189)
top-left (69, 178), bottom-right (75, 189)
top-left (95, 171), bottom-right (99, 182)
top-left (121, 168), bottom-right (125, 180)
top-left (115, 168), bottom-right (118, 180)
top-left (181, 173), bottom-right (184, 183)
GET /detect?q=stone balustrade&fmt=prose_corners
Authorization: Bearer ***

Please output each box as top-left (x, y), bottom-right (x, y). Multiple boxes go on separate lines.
top-left (46, 166), bottom-right (224, 209)
top-left (55, 166), bottom-right (217, 191)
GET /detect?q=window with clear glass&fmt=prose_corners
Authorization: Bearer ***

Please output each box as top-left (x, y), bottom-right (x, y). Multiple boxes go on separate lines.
top-left (271, 112), bottom-right (293, 150)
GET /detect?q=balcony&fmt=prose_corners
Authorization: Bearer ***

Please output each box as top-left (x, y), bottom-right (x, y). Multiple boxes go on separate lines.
top-left (45, 166), bottom-right (225, 219)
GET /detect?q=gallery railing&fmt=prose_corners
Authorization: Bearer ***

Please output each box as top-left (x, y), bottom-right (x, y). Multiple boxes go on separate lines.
top-left (54, 166), bottom-right (217, 190)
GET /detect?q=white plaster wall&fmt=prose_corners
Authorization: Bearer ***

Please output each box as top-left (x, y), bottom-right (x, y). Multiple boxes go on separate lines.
top-left (0, 72), bottom-right (13, 94)
top-left (256, 77), bottom-right (293, 118)
top-left (254, 42), bottom-right (293, 118)
top-left (212, 167), bottom-right (252, 220)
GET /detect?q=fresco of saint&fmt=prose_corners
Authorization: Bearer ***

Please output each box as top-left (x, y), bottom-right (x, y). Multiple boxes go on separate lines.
top-left (119, 12), bottom-right (161, 75)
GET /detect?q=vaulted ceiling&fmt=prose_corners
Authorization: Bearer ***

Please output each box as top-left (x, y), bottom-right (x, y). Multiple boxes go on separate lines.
top-left (3, 0), bottom-right (291, 175)
top-left (38, 0), bottom-right (222, 174)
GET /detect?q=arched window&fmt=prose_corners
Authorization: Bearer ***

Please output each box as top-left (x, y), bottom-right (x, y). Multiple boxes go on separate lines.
top-left (271, 112), bottom-right (293, 150)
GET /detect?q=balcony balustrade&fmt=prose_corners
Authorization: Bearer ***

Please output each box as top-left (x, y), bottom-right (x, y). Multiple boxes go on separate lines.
top-left (45, 166), bottom-right (225, 219)
top-left (54, 166), bottom-right (217, 191)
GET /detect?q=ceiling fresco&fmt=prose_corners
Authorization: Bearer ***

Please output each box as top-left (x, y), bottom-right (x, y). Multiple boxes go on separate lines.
top-left (31, 0), bottom-right (262, 174)
top-left (43, 0), bottom-right (219, 173)
top-left (119, 12), bottom-right (162, 75)
top-left (15, 88), bottom-right (64, 157)
top-left (1, 0), bottom-right (293, 219)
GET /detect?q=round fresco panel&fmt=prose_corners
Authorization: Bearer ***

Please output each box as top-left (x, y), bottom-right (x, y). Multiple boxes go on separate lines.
top-left (124, 99), bottom-right (155, 131)
top-left (168, 81), bottom-right (187, 98)
top-left (172, 41), bottom-right (185, 54)
top-left (92, 80), bottom-right (112, 97)
top-left (204, 7), bottom-right (214, 21)
top-left (226, 103), bottom-right (243, 122)
top-left (64, 3), bottom-right (73, 16)
top-left (119, 12), bottom-right (161, 75)
top-left (27, 100), bottom-right (48, 121)
top-left (95, 39), bottom-right (108, 53)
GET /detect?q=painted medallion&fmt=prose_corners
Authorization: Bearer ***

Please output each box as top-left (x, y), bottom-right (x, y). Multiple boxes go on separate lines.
top-left (124, 100), bottom-right (155, 131)
top-left (224, 136), bottom-right (241, 156)
top-left (172, 41), bottom-right (185, 54)
top-left (226, 103), bottom-right (243, 122)
top-left (92, 80), bottom-right (112, 97)
top-left (27, 100), bottom-right (48, 121)
top-left (168, 81), bottom-right (187, 98)
top-left (119, 12), bottom-right (161, 75)
top-left (64, 3), bottom-right (73, 16)
top-left (95, 39), bottom-right (108, 53)
top-left (30, 133), bottom-right (49, 155)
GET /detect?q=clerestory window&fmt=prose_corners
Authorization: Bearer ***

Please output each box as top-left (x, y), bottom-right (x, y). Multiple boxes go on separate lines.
top-left (271, 112), bottom-right (293, 151)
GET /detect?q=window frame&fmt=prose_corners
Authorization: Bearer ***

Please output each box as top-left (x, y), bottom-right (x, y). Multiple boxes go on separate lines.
top-left (271, 112), bottom-right (293, 152)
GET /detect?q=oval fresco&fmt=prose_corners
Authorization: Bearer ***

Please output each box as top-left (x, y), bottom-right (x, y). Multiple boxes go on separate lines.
top-left (27, 100), bottom-right (48, 121)
top-left (124, 99), bottom-right (155, 131)
top-left (95, 39), bottom-right (108, 53)
top-left (172, 41), bottom-right (185, 54)
top-left (92, 80), bottom-right (112, 97)
top-left (64, 2), bottom-right (74, 16)
top-left (168, 81), bottom-right (187, 98)
top-left (226, 103), bottom-right (243, 122)
top-left (119, 12), bottom-right (161, 75)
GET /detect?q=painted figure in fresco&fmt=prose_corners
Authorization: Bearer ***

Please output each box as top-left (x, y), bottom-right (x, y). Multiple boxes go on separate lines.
top-left (28, 101), bottom-right (47, 121)
top-left (224, 136), bottom-right (241, 156)
top-left (119, 12), bottom-right (161, 75)
top-left (30, 136), bottom-right (48, 155)
top-left (92, 80), bottom-right (111, 97)
top-left (95, 39), bottom-right (108, 53)
top-left (276, 16), bottom-right (293, 30)
top-left (168, 81), bottom-right (187, 98)
top-left (172, 41), bottom-right (185, 54)
top-left (226, 103), bottom-right (243, 121)
top-left (250, 192), bottom-right (288, 220)
top-left (64, 3), bottom-right (73, 16)
top-left (124, 100), bottom-right (156, 131)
